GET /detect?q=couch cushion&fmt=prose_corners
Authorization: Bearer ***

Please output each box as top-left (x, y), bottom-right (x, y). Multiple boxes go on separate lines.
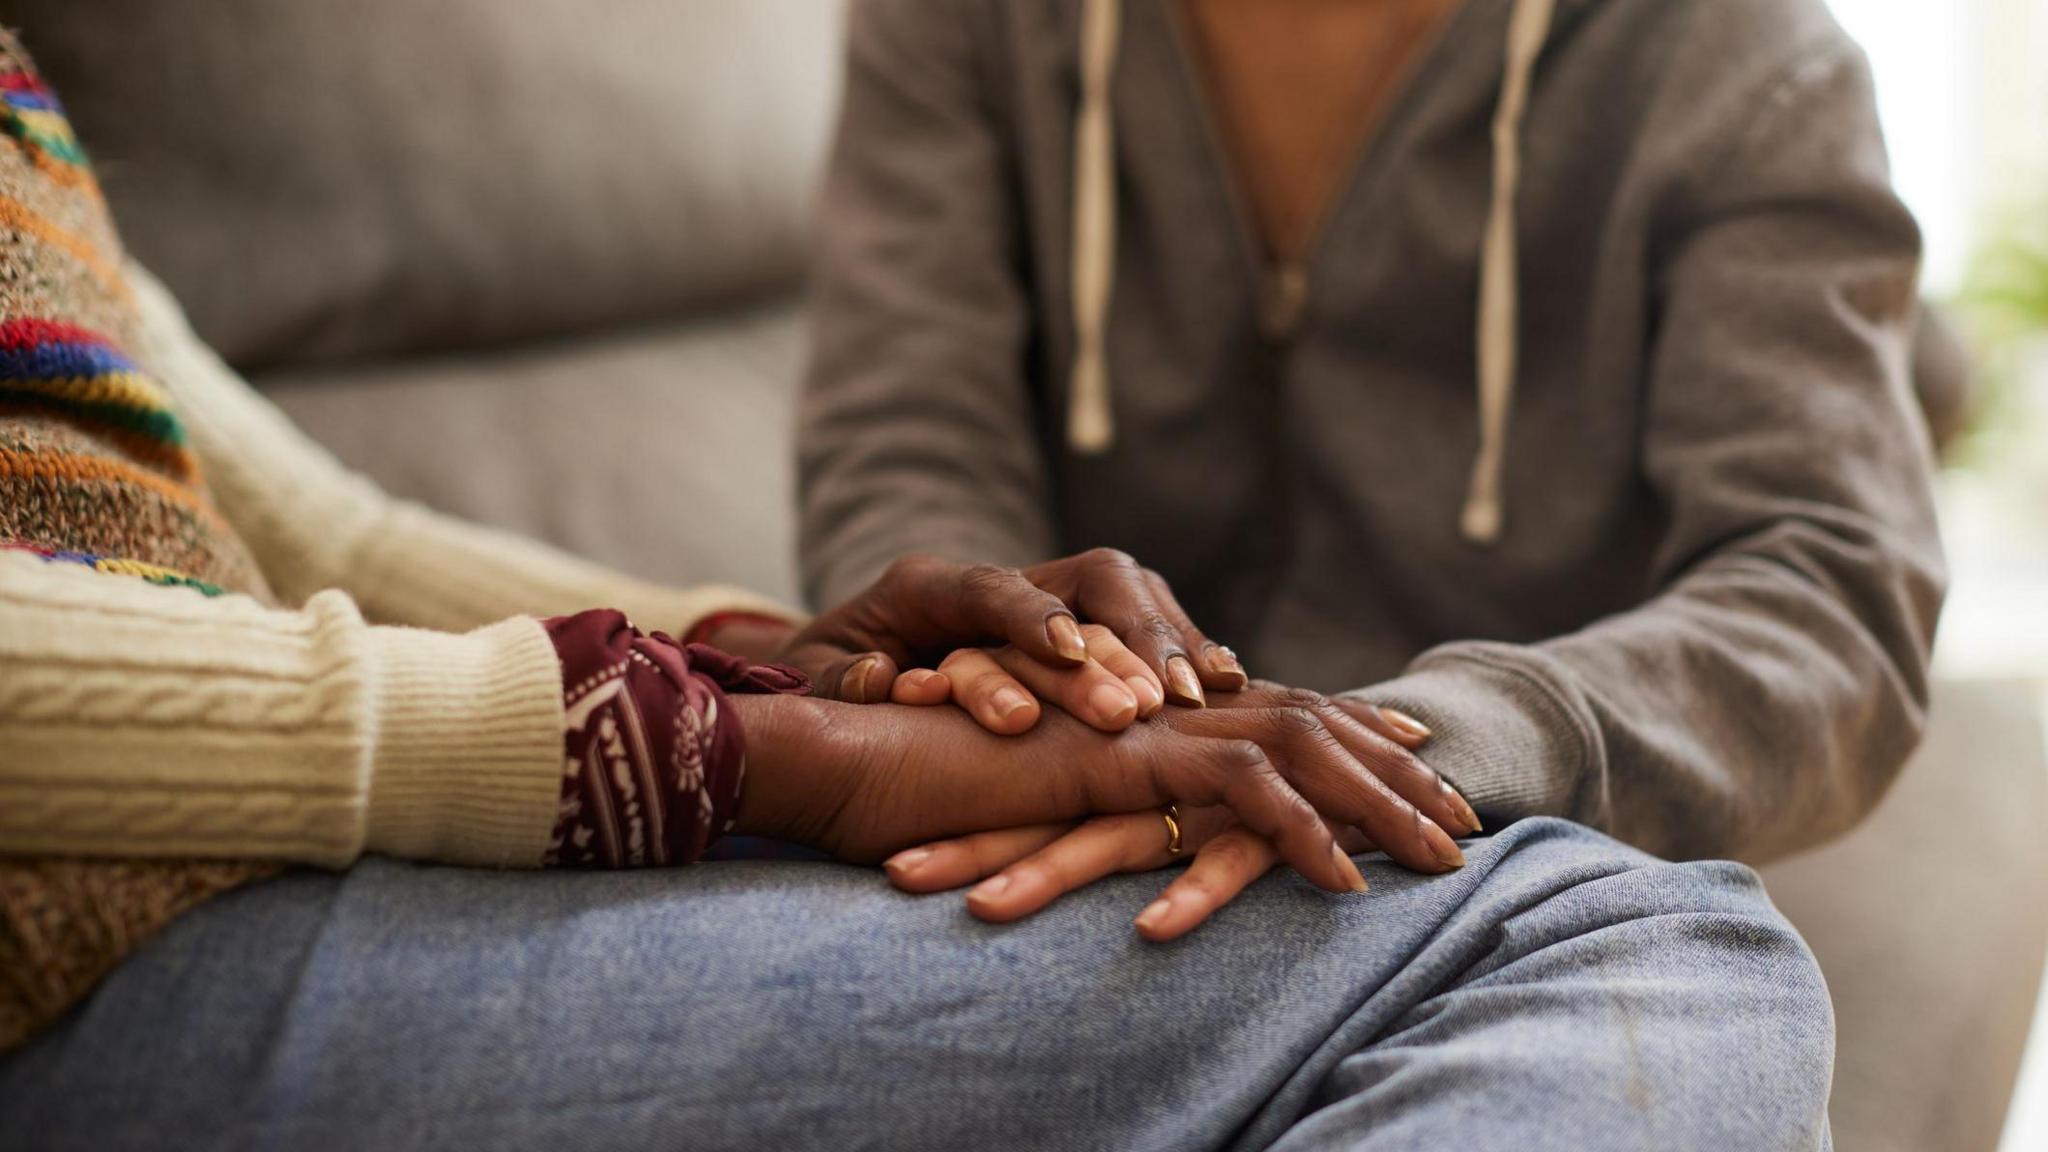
top-left (3, 0), bottom-right (845, 370)
top-left (1762, 678), bottom-right (2048, 1152)
top-left (260, 301), bottom-right (807, 607)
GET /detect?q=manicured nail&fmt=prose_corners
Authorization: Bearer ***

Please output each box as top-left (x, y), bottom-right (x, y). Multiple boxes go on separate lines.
top-left (1126, 676), bottom-right (1164, 715)
top-left (1204, 645), bottom-right (1249, 689)
top-left (969, 875), bottom-right (1011, 902)
top-left (1378, 706), bottom-right (1432, 741)
top-left (1048, 615), bottom-right (1088, 663)
top-left (1332, 842), bottom-right (1370, 893)
top-left (1135, 896), bottom-right (1173, 933)
top-left (1441, 778), bottom-right (1483, 833)
top-left (991, 686), bottom-right (1034, 720)
top-left (1165, 655), bottom-right (1206, 707)
top-left (885, 847), bottom-right (932, 873)
top-left (1421, 817), bottom-right (1466, 870)
top-left (842, 655), bottom-right (882, 700)
top-left (1087, 681), bottom-right (1138, 724)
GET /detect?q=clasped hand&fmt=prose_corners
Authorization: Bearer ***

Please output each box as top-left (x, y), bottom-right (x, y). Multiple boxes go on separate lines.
top-left (735, 550), bottom-right (1480, 941)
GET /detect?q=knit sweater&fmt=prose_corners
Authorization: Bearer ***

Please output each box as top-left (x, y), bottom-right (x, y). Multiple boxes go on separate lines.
top-left (0, 39), bottom-right (796, 1046)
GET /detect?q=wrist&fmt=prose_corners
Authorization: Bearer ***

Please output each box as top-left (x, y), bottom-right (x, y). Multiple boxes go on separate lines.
top-left (691, 612), bottom-right (799, 663)
top-left (728, 693), bottom-right (862, 846)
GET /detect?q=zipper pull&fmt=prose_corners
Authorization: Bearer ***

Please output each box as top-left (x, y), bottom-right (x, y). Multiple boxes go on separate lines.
top-left (1259, 262), bottom-right (1309, 343)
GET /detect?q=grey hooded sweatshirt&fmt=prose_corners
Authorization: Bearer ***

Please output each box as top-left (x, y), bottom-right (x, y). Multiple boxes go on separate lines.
top-left (799, 0), bottom-right (1949, 864)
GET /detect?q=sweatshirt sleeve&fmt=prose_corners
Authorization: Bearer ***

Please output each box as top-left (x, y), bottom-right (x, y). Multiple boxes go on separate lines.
top-left (1355, 44), bottom-right (1946, 864)
top-left (123, 265), bottom-right (801, 639)
top-left (0, 550), bottom-right (566, 869)
top-left (798, 0), bottom-right (1057, 609)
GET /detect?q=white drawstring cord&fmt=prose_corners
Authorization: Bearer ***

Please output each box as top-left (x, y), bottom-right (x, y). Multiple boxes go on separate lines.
top-left (1068, 0), bottom-right (1120, 454)
top-left (1462, 0), bottom-right (1556, 544)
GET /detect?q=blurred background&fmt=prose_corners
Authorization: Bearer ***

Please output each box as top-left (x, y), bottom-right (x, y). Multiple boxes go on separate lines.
top-left (1823, 2), bottom-right (2048, 1149)
top-left (2, 0), bottom-right (2043, 1148)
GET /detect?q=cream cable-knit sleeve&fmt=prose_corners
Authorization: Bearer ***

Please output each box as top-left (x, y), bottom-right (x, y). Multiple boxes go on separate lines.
top-left (0, 551), bottom-right (564, 867)
top-left (123, 263), bottom-right (801, 637)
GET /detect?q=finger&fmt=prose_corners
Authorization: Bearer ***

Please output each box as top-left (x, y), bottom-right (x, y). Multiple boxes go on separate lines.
top-left (961, 810), bottom-right (1171, 923)
top-left (1169, 707), bottom-right (1463, 876)
top-left (1133, 827), bottom-right (1282, 942)
top-left (881, 824), bottom-right (1073, 893)
top-left (946, 563), bottom-right (1092, 668)
top-left (888, 668), bottom-right (953, 707)
top-left (1335, 699), bottom-right (1433, 750)
top-left (986, 644), bottom-right (1141, 732)
top-left (1054, 720), bottom-right (1358, 892)
top-left (1078, 623), bottom-right (1165, 717)
top-left (1141, 569), bottom-right (1248, 693)
top-left (1318, 697), bottom-right (1482, 836)
top-left (1028, 549), bottom-right (1213, 707)
top-left (1335, 826), bottom-right (1376, 854)
top-left (789, 647), bottom-right (899, 704)
top-left (1185, 738), bottom-right (1362, 893)
top-left (937, 648), bottom-right (1044, 734)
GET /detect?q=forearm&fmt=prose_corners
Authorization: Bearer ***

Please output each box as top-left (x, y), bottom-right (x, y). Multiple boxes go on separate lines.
top-left (798, 0), bottom-right (1055, 609)
top-left (0, 552), bottom-right (564, 869)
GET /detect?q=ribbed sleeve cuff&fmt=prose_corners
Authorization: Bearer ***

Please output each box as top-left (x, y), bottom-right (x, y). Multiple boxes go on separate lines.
top-left (1345, 642), bottom-right (1600, 825)
top-left (363, 616), bottom-right (565, 868)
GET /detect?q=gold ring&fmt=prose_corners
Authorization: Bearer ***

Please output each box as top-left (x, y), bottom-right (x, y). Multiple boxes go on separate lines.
top-left (1161, 804), bottom-right (1184, 856)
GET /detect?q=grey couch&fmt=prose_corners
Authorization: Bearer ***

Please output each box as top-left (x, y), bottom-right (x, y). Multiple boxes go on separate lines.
top-left (13, 2), bottom-right (2045, 1147)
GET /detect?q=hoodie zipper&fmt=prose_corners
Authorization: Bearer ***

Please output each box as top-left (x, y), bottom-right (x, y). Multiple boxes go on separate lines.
top-left (1259, 262), bottom-right (1310, 343)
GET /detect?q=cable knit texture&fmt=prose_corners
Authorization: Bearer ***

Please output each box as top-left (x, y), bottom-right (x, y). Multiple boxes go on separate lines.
top-left (0, 39), bottom-right (798, 1048)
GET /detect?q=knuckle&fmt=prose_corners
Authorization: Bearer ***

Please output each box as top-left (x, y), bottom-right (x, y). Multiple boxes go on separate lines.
top-left (1079, 622), bottom-right (1115, 643)
top-left (1219, 739), bottom-right (1266, 771)
top-left (885, 552), bottom-right (938, 586)
top-left (1138, 612), bottom-right (1180, 642)
top-left (1277, 686), bottom-right (1331, 711)
top-left (1268, 707), bottom-right (1326, 739)
top-left (958, 563), bottom-right (1020, 595)
top-left (1082, 546), bottom-right (1137, 572)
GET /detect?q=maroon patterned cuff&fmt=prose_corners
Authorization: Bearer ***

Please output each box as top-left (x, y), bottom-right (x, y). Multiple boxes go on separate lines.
top-left (541, 609), bottom-right (810, 869)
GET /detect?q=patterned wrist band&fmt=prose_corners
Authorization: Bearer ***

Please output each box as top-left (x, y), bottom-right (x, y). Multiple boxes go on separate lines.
top-left (542, 609), bottom-right (810, 869)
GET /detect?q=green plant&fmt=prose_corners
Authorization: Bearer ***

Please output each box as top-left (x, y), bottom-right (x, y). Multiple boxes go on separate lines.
top-left (1951, 196), bottom-right (2048, 469)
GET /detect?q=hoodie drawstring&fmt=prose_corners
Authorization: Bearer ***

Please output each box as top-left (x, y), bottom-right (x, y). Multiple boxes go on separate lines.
top-left (1463, 0), bottom-right (1554, 543)
top-left (1066, 0), bottom-right (1555, 547)
top-left (1068, 0), bottom-right (1121, 454)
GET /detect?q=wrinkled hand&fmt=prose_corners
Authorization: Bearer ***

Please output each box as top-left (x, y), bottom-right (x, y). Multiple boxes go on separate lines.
top-left (779, 550), bottom-right (1247, 721)
top-left (724, 691), bottom-right (1463, 896)
top-left (882, 687), bottom-right (1485, 940)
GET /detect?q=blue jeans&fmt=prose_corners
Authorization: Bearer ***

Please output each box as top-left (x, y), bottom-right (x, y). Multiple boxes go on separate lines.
top-left (0, 818), bottom-right (1832, 1150)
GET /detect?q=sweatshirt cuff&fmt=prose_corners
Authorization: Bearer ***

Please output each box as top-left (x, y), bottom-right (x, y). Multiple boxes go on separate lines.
top-left (363, 616), bottom-right (566, 868)
top-left (1343, 642), bottom-right (1599, 826)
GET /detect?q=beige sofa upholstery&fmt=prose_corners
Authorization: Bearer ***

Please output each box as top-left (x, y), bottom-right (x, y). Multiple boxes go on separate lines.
top-left (10, 3), bottom-right (2044, 1147)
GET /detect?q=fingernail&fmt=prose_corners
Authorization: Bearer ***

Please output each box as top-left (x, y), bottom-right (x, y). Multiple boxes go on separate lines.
top-left (1088, 681), bottom-right (1138, 724)
top-left (969, 875), bottom-right (1011, 902)
top-left (1332, 842), bottom-right (1370, 893)
top-left (1422, 817), bottom-right (1466, 870)
top-left (1205, 645), bottom-right (1249, 688)
top-left (1126, 676), bottom-right (1164, 714)
top-left (1048, 615), bottom-right (1088, 663)
top-left (992, 686), bottom-right (1034, 720)
top-left (842, 655), bottom-right (881, 699)
top-left (885, 847), bottom-right (932, 873)
top-left (1165, 655), bottom-right (1206, 707)
top-left (1135, 896), bottom-right (1173, 933)
top-left (1378, 706), bottom-right (1432, 741)
top-left (1441, 777), bottom-right (1483, 834)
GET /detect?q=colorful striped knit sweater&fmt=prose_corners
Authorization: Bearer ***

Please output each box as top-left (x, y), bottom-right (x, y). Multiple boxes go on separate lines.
top-left (0, 38), bottom-right (796, 1051)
